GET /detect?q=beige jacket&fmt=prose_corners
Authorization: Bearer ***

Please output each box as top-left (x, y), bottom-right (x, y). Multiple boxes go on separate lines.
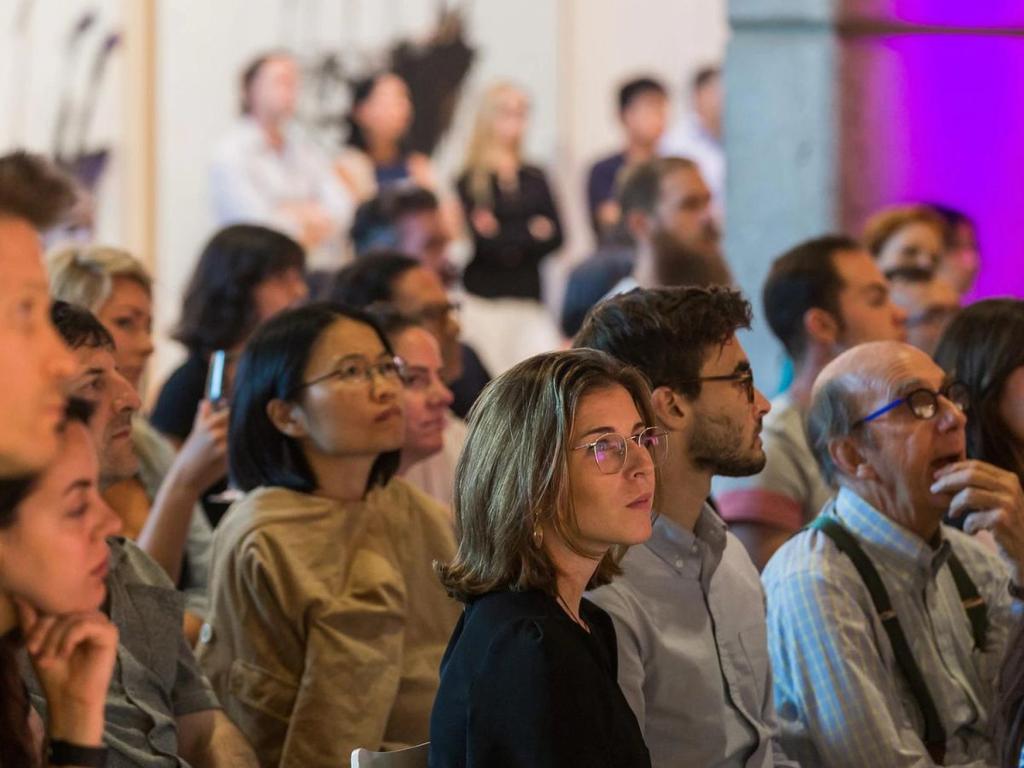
top-left (196, 478), bottom-right (460, 767)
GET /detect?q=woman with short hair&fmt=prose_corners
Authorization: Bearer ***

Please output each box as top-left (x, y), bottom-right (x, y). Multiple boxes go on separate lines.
top-left (429, 348), bottom-right (661, 767)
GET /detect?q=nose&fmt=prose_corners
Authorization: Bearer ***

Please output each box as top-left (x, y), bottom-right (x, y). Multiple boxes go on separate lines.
top-left (625, 437), bottom-right (655, 476)
top-left (96, 495), bottom-right (123, 538)
top-left (115, 375), bottom-right (142, 413)
top-left (937, 395), bottom-right (968, 431)
top-left (754, 386), bottom-right (771, 416)
top-left (432, 379), bottom-right (454, 409)
top-left (369, 369), bottom-right (401, 401)
top-left (891, 302), bottom-right (909, 329)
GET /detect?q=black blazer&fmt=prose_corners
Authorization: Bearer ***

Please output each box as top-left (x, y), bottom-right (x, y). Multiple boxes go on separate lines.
top-left (428, 589), bottom-right (650, 768)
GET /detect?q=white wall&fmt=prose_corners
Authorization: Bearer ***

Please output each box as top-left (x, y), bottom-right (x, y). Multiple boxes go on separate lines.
top-left (150, 0), bottom-right (728, 396)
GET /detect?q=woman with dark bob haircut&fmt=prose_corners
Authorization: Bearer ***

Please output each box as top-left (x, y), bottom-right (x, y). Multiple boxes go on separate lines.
top-left (934, 298), bottom-right (1024, 768)
top-left (429, 348), bottom-right (663, 767)
top-left (196, 302), bottom-right (458, 766)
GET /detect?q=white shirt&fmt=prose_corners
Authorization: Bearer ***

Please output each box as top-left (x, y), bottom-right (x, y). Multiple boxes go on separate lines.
top-left (661, 112), bottom-right (726, 216)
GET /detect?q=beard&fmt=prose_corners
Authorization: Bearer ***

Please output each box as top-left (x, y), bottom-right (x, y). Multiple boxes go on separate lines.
top-left (689, 408), bottom-right (766, 477)
top-left (651, 226), bottom-right (731, 288)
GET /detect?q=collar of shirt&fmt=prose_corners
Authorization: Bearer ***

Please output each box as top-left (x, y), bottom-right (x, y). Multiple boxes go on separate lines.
top-left (645, 504), bottom-right (726, 589)
top-left (832, 486), bottom-right (952, 587)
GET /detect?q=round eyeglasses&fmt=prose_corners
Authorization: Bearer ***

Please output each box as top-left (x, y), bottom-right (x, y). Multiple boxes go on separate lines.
top-left (853, 381), bottom-right (970, 428)
top-left (572, 426), bottom-right (669, 475)
top-left (292, 354), bottom-right (406, 394)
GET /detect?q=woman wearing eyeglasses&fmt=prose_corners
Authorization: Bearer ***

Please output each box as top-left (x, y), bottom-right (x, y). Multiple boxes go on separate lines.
top-left (195, 303), bottom-right (460, 767)
top-left (429, 348), bottom-right (663, 768)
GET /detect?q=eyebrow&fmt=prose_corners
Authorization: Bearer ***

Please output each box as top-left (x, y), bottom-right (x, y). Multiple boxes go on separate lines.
top-left (577, 421), bottom-right (646, 441)
top-left (63, 478), bottom-right (92, 496)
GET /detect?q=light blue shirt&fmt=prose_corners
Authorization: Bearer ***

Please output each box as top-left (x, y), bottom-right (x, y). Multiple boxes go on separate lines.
top-left (588, 506), bottom-right (796, 767)
top-left (763, 486), bottom-right (1019, 767)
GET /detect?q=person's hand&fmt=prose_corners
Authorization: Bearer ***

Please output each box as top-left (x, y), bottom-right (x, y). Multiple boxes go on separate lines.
top-left (595, 200), bottom-right (621, 231)
top-left (470, 208), bottom-right (499, 238)
top-left (17, 599), bottom-right (117, 744)
top-left (527, 215), bottom-right (554, 241)
top-left (174, 400), bottom-right (229, 494)
top-left (407, 153), bottom-right (437, 190)
top-left (931, 459), bottom-right (1024, 582)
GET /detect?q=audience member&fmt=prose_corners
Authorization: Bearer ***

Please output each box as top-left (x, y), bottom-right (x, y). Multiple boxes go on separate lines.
top-left (196, 303), bottom-right (458, 765)
top-left (210, 51), bottom-right (353, 268)
top-left (764, 340), bottom-right (1023, 766)
top-left (335, 72), bottom-right (436, 202)
top-left (328, 250), bottom-right (488, 418)
top-left (372, 309), bottom-right (464, 507)
top-left (2, 400), bottom-right (119, 768)
top-left (0, 151), bottom-right (77, 477)
top-left (928, 203), bottom-right (982, 297)
top-left (457, 81), bottom-right (564, 302)
top-left (660, 65), bottom-right (725, 212)
top-left (576, 286), bottom-right (796, 767)
top-left (350, 184), bottom-right (458, 285)
top-left (714, 235), bottom-right (907, 568)
top-left (586, 77), bottom-right (668, 242)
top-left (560, 244), bottom-right (634, 338)
top-left (863, 203), bottom-right (947, 277)
top-left (887, 267), bottom-right (960, 356)
top-left (152, 224), bottom-right (307, 525)
top-left (607, 156), bottom-right (729, 297)
top-left (430, 348), bottom-right (657, 767)
top-left (50, 301), bottom-right (219, 641)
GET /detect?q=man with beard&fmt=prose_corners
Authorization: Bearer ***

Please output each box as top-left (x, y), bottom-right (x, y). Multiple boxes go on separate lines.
top-left (606, 156), bottom-right (730, 297)
top-left (576, 286), bottom-right (797, 768)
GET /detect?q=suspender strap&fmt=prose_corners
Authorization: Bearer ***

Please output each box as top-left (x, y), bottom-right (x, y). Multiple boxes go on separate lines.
top-left (946, 550), bottom-right (989, 651)
top-left (810, 516), bottom-right (947, 765)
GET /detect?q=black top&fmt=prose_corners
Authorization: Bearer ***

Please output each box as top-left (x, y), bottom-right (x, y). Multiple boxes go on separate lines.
top-left (150, 352), bottom-right (230, 527)
top-left (586, 151), bottom-right (627, 238)
top-left (428, 589), bottom-right (650, 768)
top-left (456, 165), bottom-right (564, 301)
top-left (449, 343), bottom-right (490, 420)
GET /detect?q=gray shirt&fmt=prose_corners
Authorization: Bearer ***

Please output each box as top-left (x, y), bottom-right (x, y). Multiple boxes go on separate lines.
top-left (588, 506), bottom-right (796, 768)
top-left (21, 538), bottom-right (219, 767)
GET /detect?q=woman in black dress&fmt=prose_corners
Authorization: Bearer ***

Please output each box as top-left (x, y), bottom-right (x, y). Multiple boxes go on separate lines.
top-left (429, 348), bottom-right (664, 767)
top-left (456, 82), bottom-right (563, 302)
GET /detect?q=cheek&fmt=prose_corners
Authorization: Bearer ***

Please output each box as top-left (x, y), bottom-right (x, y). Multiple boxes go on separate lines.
top-left (0, 532), bottom-right (104, 614)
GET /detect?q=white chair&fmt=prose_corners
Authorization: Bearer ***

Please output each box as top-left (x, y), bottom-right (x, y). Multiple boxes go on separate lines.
top-left (350, 742), bottom-right (429, 768)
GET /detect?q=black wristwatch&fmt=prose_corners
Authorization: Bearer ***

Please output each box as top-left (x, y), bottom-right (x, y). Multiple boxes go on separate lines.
top-left (1009, 581), bottom-right (1024, 601)
top-left (47, 739), bottom-right (108, 767)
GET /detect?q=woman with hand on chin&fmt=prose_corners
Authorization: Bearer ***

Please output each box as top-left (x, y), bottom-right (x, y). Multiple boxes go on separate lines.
top-left (1, 399), bottom-right (121, 767)
top-left (429, 348), bottom-right (661, 768)
top-left (197, 303), bottom-right (459, 766)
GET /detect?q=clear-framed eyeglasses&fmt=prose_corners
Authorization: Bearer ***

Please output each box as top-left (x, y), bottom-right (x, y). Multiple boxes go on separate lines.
top-left (572, 426), bottom-right (669, 475)
top-left (853, 381), bottom-right (970, 428)
top-left (291, 354), bottom-right (406, 394)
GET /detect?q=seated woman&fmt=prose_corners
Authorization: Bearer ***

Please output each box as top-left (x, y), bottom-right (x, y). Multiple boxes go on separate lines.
top-left (1, 399), bottom-right (121, 766)
top-left (934, 299), bottom-right (1024, 768)
top-left (152, 224), bottom-right (308, 526)
top-left (429, 347), bottom-right (661, 767)
top-left (863, 203), bottom-right (947, 278)
top-left (196, 303), bottom-right (459, 766)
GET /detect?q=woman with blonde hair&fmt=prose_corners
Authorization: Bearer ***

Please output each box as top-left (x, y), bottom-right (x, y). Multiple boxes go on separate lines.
top-left (456, 81), bottom-right (563, 303)
top-left (429, 348), bottom-right (662, 767)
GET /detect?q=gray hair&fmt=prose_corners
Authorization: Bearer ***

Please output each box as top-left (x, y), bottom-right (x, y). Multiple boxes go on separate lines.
top-left (806, 373), bottom-right (868, 486)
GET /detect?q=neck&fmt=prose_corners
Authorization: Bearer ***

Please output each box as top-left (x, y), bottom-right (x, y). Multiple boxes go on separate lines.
top-left (304, 451), bottom-right (377, 503)
top-left (788, 347), bottom-right (833, 413)
top-left (624, 140), bottom-right (656, 164)
top-left (396, 449), bottom-right (427, 476)
top-left (366, 135), bottom-right (399, 165)
top-left (254, 114), bottom-right (285, 149)
top-left (656, 445), bottom-right (711, 531)
top-left (544, 531), bottom-right (599, 626)
top-left (846, 483), bottom-right (941, 542)
top-left (633, 242), bottom-right (656, 288)
top-left (0, 593), bottom-right (15, 636)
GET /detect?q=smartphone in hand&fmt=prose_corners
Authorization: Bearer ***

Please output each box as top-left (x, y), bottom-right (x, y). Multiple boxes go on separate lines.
top-left (205, 350), bottom-right (229, 409)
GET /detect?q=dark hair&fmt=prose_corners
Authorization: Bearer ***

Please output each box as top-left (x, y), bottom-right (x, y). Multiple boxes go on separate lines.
top-left (367, 305), bottom-right (421, 340)
top-left (174, 224), bottom-right (305, 356)
top-left (933, 299), bottom-right (1024, 488)
top-left (693, 65), bottom-right (720, 93)
top-left (350, 186), bottom-right (439, 255)
top-left (324, 250), bottom-right (419, 307)
top-left (437, 348), bottom-right (656, 602)
top-left (618, 76), bottom-right (667, 114)
top-left (617, 157), bottom-right (698, 216)
top-left (229, 302), bottom-right (400, 493)
top-left (346, 71), bottom-right (409, 153)
top-left (574, 285), bottom-right (751, 399)
top-left (0, 150), bottom-right (77, 230)
top-left (50, 300), bottom-right (115, 351)
top-left (240, 50), bottom-right (292, 114)
top-left (996, 622), bottom-right (1024, 768)
top-left (762, 234), bottom-right (861, 362)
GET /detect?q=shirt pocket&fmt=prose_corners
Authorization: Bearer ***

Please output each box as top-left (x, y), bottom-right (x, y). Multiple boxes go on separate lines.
top-left (228, 658), bottom-right (299, 724)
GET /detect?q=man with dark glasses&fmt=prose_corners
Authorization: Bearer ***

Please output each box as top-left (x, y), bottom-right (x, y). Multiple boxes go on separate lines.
top-left (575, 285), bottom-right (797, 768)
top-left (763, 340), bottom-right (1024, 767)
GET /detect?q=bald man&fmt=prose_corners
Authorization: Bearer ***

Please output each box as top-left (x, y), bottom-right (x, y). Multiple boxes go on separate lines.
top-left (762, 341), bottom-right (1024, 767)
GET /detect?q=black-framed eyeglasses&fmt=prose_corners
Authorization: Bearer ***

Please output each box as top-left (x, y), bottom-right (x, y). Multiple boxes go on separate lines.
top-left (572, 426), bottom-right (669, 475)
top-left (853, 381), bottom-right (970, 428)
top-left (292, 354), bottom-right (406, 394)
top-left (680, 370), bottom-right (755, 403)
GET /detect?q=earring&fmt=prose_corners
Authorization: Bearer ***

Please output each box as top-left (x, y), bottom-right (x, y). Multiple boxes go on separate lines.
top-left (531, 516), bottom-right (544, 548)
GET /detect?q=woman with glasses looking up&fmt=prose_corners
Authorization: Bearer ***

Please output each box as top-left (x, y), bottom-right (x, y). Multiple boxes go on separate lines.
top-left (195, 303), bottom-right (459, 767)
top-left (429, 348), bottom-right (661, 767)
top-left (934, 298), bottom-right (1024, 768)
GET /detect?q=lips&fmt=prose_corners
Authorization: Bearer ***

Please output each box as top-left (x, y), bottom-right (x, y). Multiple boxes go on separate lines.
top-left (627, 493), bottom-right (653, 511)
top-left (930, 451), bottom-right (964, 472)
top-left (90, 557), bottom-right (109, 580)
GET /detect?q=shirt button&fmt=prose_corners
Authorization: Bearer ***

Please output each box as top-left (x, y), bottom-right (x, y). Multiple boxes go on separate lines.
top-left (674, 558), bottom-right (684, 569)
top-left (199, 623), bottom-right (214, 644)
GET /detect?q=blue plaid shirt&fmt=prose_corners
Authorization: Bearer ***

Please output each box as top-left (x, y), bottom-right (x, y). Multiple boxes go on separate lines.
top-left (763, 486), bottom-right (1019, 767)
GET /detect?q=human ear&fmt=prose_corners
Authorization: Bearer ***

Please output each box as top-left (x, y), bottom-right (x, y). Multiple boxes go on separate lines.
top-left (830, 435), bottom-right (878, 481)
top-left (626, 210), bottom-right (650, 241)
top-left (804, 307), bottom-right (839, 347)
top-left (650, 386), bottom-right (686, 431)
top-left (266, 398), bottom-right (309, 439)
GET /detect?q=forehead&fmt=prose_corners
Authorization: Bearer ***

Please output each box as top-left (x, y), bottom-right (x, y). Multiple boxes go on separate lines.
top-left (34, 421), bottom-right (96, 496)
top-left (834, 248), bottom-right (885, 287)
top-left (700, 333), bottom-right (746, 373)
top-left (106, 276), bottom-right (152, 307)
top-left (876, 348), bottom-right (945, 396)
top-left (393, 266), bottom-right (446, 304)
top-left (392, 327), bottom-right (441, 366)
top-left (73, 344), bottom-right (116, 372)
top-left (308, 317), bottom-right (386, 367)
top-left (624, 91), bottom-right (667, 112)
top-left (659, 167), bottom-right (708, 200)
top-left (571, 384), bottom-right (643, 437)
top-left (892, 220), bottom-right (943, 246)
top-left (259, 56), bottom-right (296, 80)
top-left (0, 218), bottom-right (45, 292)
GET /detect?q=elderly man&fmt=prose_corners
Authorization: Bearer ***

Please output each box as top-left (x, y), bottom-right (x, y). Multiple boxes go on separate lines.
top-left (763, 340), bottom-right (1024, 767)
